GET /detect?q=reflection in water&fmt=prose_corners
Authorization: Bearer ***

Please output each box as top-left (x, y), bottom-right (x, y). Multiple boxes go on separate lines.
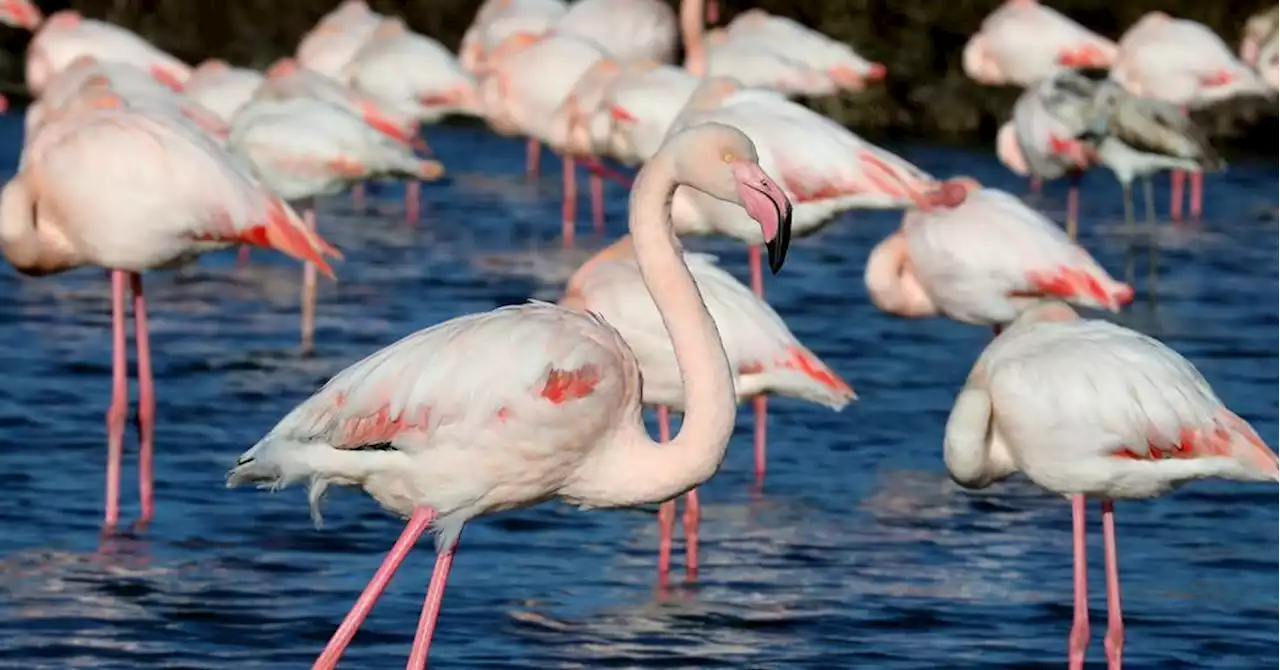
top-left (0, 126), bottom-right (1273, 669)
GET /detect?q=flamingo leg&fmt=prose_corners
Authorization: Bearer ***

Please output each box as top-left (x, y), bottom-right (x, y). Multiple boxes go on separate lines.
top-left (562, 155), bottom-right (577, 247)
top-left (1189, 170), bottom-right (1203, 220)
top-left (1066, 174), bottom-right (1080, 241)
top-left (525, 139), bottom-right (540, 179)
top-left (705, 0), bottom-right (718, 24)
top-left (682, 488), bottom-right (701, 581)
top-left (130, 273), bottom-right (155, 528)
top-left (1170, 170), bottom-right (1185, 222)
top-left (405, 535), bottom-right (461, 670)
top-left (1029, 176), bottom-right (1043, 195)
top-left (590, 172), bottom-right (604, 235)
top-left (1101, 501), bottom-right (1124, 670)
top-left (655, 405), bottom-right (675, 582)
top-left (104, 269), bottom-right (129, 529)
top-left (405, 180), bottom-right (421, 224)
top-left (236, 246), bottom-right (251, 268)
top-left (747, 245), bottom-right (768, 482)
top-left (352, 183), bottom-right (366, 212)
top-left (1143, 176), bottom-right (1159, 296)
top-left (1122, 182), bottom-right (1136, 286)
top-left (1068, 494), bottom-right (1090, 670)
top-left (300, 204), bottom-right (318, 356)
top-left (313, 507), bottom-right (437, 670)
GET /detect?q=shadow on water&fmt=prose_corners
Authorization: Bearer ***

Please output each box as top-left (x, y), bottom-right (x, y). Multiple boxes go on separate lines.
top-left (0, 126), bottom-right (1274, 669)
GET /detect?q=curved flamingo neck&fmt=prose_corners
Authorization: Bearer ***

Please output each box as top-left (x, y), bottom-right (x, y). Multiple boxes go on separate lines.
top-left (0, 174), bottom-right (78, 275)
top-left (864, 231), bottom-right (937, 318)
top-left (680, 0), bottom-right (706, 76)
top-left (565, 139), bottom-right (736, 507)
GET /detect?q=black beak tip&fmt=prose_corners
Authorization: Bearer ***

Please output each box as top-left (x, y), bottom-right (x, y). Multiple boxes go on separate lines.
top-left (766, 202), bottom-right (793, 275)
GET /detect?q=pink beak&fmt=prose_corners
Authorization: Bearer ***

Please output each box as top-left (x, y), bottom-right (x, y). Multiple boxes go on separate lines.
top-left (731, 161), bottom-right (792, 273)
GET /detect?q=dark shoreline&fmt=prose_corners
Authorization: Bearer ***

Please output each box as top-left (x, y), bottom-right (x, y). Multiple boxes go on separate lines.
top-left (3, 0), bottom-right (1276, 158)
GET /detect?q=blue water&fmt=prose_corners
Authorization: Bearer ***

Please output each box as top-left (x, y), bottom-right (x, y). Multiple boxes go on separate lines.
top-left (0, 119), bottom-right (1275, 669)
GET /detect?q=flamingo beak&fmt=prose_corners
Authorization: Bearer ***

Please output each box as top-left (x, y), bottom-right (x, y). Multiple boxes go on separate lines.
top-left (731, 161), bottom-right (792, 273)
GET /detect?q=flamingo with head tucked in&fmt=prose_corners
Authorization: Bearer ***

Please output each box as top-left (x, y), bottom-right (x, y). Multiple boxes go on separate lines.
top-left (945, 300), bottom-right (1277, 670)
top-left (962, 0), bottom-right (1116, 87)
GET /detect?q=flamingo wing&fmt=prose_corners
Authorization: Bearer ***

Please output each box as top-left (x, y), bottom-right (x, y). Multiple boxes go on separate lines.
top-left (980, 318), bottom-right (1276, 479)
top-left (903, 188), bottom-right (1131, 322)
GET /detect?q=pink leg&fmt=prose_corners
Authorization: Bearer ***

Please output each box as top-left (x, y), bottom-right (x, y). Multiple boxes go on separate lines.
top-left (104, 270), bottom-right (129, 529)
top-left (1190, 170), bottom-right (1203, 220)
top-left (313, 507), bottom-right (436, 670)
top-left (655, 406), bottom-right (675, 582)
top-left (705, 0), bottom-right (718, 23)
top-left (236, 247), bottom-right (250, 268)
top-left (130, 273), bottom-right (155, 528)
top-left (1101, 501), bottom-right (1124, 670)
top-left (1068, 494), bottom-right (1090, 670)
top-left (1170, 170), bottom-right (1185, 222)
top-left (1030, 176), bottom-right (1043, 195)
top-left (590, 172), bottom-right (604, 235)
top-left (405, 535), bottom-right (461, 670)
top-left (405, 180), bottom-right (421, 224)
top-left (525, 139), bottom-right (540, 179)
top-left (353, 183), bottom-right (366, 211)
top-left (747, 245), bottom-right (768, 482)
top-left (682, 488), bottom-right (701, 581)
top-left (300, 205), bottom-right (318, 356)
top-left (562, 155), bottom-right (577, 247)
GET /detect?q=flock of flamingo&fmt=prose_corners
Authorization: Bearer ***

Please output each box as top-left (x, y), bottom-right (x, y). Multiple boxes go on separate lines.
top-left (0, 0), bottom-right (1275, 668)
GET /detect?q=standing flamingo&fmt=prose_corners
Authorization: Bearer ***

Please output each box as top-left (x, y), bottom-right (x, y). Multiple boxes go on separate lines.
top-left (182, 59), bottom-right (266, 124)
top-left (294, 0), bottom-right (386, 80)
top-left (560, 235), bottom-right (852, 582)
top-left (1, 105), bottom-right (339, 530)
top-left (226, 123), bottom-right (793, 668)
top-left (229, 98), bottom-right (445, 354)
top-left (865, 179), bottom-right (1134, 332)
top-left (341, 29), bottom-right (482, 126)
top-left (962, 0), bottom-right (1116, 87)
top-left (945, 300), bottom-right (1277, 670)
top-left (1111, 12), bottom-right (1269, 221)
top-left (995, 70), bottom-right (1096, 238)
top-left (23, 10), bottom-right (192, 96)
top-left (715, 9), bottom-right (888, 94)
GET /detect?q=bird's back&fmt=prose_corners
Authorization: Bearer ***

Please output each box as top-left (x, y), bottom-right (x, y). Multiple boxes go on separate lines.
top-left (978, 318), bottom-right (1277, 497)
top-left (554, 0), bottom-right (676, 63)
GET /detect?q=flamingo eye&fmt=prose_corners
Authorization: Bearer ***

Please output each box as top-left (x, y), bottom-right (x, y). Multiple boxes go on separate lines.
top-left (722, 152), bottom-right (736, 163)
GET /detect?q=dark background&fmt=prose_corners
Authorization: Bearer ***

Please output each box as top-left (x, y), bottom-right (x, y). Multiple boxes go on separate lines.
top-left (5, 0), bottom-right (1277, 153)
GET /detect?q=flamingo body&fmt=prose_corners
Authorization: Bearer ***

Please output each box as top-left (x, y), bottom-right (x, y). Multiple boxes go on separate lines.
top-left (26, 11), bottom-right (191, 96)
top-left (962, 0), bottom-right (1117, 87)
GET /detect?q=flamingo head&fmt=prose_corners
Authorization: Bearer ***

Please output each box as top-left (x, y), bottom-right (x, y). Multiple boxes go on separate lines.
top-left (0, 0), bottom-right (42, 31)
top-left (672, 122), bottom-right (793, 273)
top-left (921, 177), bottom-right (980, 209)
top-left (267, 58), bottom-right (299, 79)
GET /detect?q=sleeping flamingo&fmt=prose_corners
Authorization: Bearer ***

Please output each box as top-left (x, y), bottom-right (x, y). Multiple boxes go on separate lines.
top-left (226, 123), bottom-right (793, 669)
top-left (22, 9), bottom-right (192, 96)
top-left (865, 179), bottom-right (1133, 332)
top-left (962, 0), bottom-right (1116, 87)
top-left (560, 235), bottom-right (853, 581)
top-left (713, 8), bottom-right (887, 94)
top-left (1, 103), bottom-right (339, 530)
top-left (295, 0), bottom-right (386, 80)
top-left (229, 97), bottom-right (445, 354)
top-left (341, 27), bottom-right (482, 126)
top-left (1111, 12), bottom-right (1269, 221)
top-left (182, 59), bottom-right (265, 123)
top-left (945, 300), bottom-right (1277, 670)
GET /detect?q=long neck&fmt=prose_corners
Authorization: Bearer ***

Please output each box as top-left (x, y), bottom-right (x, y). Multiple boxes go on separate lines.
top-left (680, 0), bottom-right (706, 76)
top-left (563, 150), bottom-right (737, 507)
top-left (0, 175), bottom-right (44, 272)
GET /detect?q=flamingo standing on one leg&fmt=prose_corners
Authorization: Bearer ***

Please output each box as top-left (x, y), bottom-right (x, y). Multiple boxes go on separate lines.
top-left (560, 235), bottom-right (853, 582)
top-left (229, 97), bottom-right (445, 355)
top-left (226, 123), bottom-right (793, 669)
top-left (0, 104), bottom-right (339, 530)
top-left (865, 179), bottom-right (1134, 335)
top-left (945, 300), bottom-right (1278, 670)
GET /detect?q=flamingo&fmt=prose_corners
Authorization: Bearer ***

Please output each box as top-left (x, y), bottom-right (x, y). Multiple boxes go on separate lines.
top-left (554, 0), bottom-right (678, 63)
top-left (865, 179), bottom-right (1134, 332)
top-left (995, 70), bottom-right (1096, 238)
top-left (182, 59), bottom-right (266, 124)
top-left (1075, 79), bottom-right (1224, 234)
top-left (715, 9), bottom-right (888, 94)
top-left (0, 104), bottom-right (339, 530)
top-left (559, 235), bottom-right (853, 582)
top-left (944, 300), bottom-right (1277, 670)
top-left (1111, 12), bottom-right (1269, 221)
top-left (341, 28), bottom-right (483, 126)
top-left (962, 0), bottom-right (1117, 87)
top-left (229, 97), bottom-right (445, 354)
top-left (253, 58), bottom-right (428, 222)
top-left (459, 0), bottom-right (567, 77)
top-left (22, 9), bottom-right (192, 96)
top-left (225, 123), bottom-right (793, 668)
top-left (294, 0), bottom-right (387, 80)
